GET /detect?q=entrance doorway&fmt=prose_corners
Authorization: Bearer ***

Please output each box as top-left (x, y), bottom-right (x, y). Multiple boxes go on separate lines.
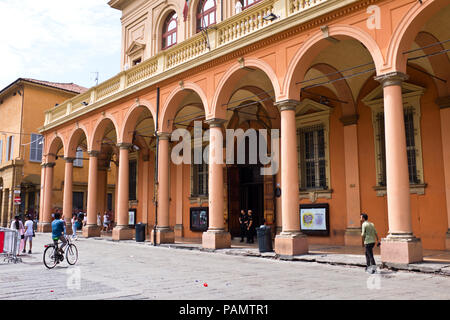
top-left (227, 165), bottom-right (264, 237)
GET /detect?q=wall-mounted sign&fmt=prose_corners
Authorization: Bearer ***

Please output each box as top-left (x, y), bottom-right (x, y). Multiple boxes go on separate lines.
top-left (299, 203), bottom-right (330, 236)
top-left (190, 207), bottom-right (208, 232)
top-left (128, 209), bottom-right (136, 226)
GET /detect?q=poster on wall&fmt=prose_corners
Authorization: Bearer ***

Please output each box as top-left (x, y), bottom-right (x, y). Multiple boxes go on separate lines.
top-left (190, 207), bottom-right (209, 232)
top-left (128, 209), bottom-right (136, 226)
top-left (299, 203), bottom-right (330, 236)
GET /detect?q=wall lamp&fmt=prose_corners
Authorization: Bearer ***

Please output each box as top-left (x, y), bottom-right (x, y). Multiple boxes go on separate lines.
top-left (263, 13), bottom-right (278, 22)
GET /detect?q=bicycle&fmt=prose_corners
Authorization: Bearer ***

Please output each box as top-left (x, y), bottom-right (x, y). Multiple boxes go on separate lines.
top-left (43, 235), bottom-right (78, 269)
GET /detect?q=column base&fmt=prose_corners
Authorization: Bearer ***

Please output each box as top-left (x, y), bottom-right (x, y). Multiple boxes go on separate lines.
top-left (37, 222), bottom-right (52, 233)
top-left (344, 227), bottom-right (362, 247)
top-left (202, 229), bottom-right (231, 250)
top-left (381, 234), bottom-right (423, 264)
top-left (82, 224), bottom-right (101, 238)
top-left (151, 227), bottom-right (175, 244)
top-left (274, 232), bottom-right (308, 257)
top-left (112, 226), bottom-right (135, 241)
top-left (445, 230), bottom-right (450, 251)
top-left (174, 224), bottom-right (183, 239)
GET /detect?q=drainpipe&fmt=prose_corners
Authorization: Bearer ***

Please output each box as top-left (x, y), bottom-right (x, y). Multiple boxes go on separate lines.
top-left (153, 87), bottom-right (160, 246)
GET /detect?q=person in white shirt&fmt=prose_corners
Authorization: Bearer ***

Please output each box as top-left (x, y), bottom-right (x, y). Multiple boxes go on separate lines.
top-left (71, 213), bottom-right (78, 239)
top-left (23, 215), bottom-right (34, 254)
top-left (103, 212), bottom-right (110, 232)
top-left (11, 216), bottom-right (25, 255)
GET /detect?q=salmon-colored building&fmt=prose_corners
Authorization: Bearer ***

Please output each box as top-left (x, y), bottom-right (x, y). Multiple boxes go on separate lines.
top-left (0, 78), bottom-right (92, 227)
top-left (39, 0), bottom-right (450, 264)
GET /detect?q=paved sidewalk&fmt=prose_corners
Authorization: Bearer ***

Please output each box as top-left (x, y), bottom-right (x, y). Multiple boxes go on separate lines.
top-left (95, 232), bottom-right (450, 277)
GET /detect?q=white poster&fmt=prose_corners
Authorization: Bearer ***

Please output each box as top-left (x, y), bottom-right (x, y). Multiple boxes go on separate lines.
top-left (300, 208), bottom-right (327, 231)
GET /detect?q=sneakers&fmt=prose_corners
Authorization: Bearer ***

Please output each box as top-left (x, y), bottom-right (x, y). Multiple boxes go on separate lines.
top-left (28, 250), bottom-right (32, 254)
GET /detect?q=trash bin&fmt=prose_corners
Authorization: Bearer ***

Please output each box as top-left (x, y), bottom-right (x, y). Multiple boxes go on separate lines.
top-left (257, 226), bottom-right (273, 253)
top-left (135, 223), bottom-right (146, 242)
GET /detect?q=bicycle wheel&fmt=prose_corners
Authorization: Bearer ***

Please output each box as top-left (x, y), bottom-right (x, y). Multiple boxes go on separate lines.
top-left (66, 244), bottom-right (78, 265)
top-left (43, 246), bottom-right (58, 269)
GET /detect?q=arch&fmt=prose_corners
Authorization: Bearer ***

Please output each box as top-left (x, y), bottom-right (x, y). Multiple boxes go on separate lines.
top-left (413, 31), bottom-right (450, 97)
top-left (385, 0), bottom-right (449, 74)
top-left (46, 133), bottom-right (65, 162)
top-left (282, 25), bottom-right (384, 101)
top-left (160, 81), bottom-right (209, 132)
top-left (66, 125), bottom-right (89, 158)
top-left (154, 4), bottom-right (182, 53)
top-left (89, 113), bottom-right (120, 152)
top-left (211, 58), bottom-right (281, 120)
top-left (306, 63), bottom-right (356, 117)
top-left (120, 99), bottom-right (157, 144)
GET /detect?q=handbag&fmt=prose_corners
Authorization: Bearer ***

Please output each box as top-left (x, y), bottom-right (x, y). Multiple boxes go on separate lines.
top-left (21, 234), bottom-right (24, 240)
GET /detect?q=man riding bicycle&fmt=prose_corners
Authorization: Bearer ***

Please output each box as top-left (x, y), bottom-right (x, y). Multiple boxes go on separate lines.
top-left (51, 212), bottom-right (67, 254)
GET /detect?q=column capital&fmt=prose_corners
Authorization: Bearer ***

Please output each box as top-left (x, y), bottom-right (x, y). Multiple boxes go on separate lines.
top-left (340, 114), bottom-right (359, 126)
top-left (88, 150), bottom-right (100, 157)
top-left (275, 99), bottom-right (300, 112)
top-left (204, 118), bottom-right (226, 128)
top-left (436, 96), bottom-right (450, 109)
top-left (42, 162), bottom-right (56, 168)
top-left (156, 132), bottom-right (171, 140)
top-left (374, 71), bottom-right (408, 88)
top-left (117, 143), bottom-right (133, 149)
top-left (64, 157), bottom-right (75, 163)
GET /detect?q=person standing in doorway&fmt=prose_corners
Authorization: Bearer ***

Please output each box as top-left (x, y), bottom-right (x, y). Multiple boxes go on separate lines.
top-left (361, 213), bottom-right (379, 273)
top-left (239, 210), bottom-right (248, 243)
top-left (71, 213), bottom-right (78, 240)
top-left (246, 210), bottom-right (255, 244)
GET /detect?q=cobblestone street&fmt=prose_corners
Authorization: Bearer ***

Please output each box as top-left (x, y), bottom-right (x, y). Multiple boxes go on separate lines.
top-left (0, 233), bottom-right (449, 300)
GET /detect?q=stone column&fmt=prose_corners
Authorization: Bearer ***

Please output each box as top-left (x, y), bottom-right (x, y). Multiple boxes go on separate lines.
top-left (63, 158), bottom-right (74, 235)
top-left (152, 133), bottom-right (174, 244)
top-left (375, 72), bottom-right (422, 264)
top-left (202, 118), bottom-right (231, 249)
top-left (341, 115), bottom-right (363, 246)
top-left (83, 151), bottom-right (101, 237)
top-left (274, 100), bottom-right (308, 257)
top-left (437, 96), bottom-right (450, 250)
top-left (38, 163), bottom-right (46, 225)
top-left (38, 162), bottom-right (55, 232)
top-left (142, 154), bottom-right (149, 236)
top-left (275, 142), bottom-right (282, 235)
top-left (112, 143), bottom-right (134, 240)
top-left (1, 189), bottom-right (8, 227)
top-left (175, 162), bottom-right (184, 239)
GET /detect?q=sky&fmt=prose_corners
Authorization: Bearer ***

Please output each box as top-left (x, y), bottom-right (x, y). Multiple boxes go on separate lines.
top-left (0, 0), bottom-right (122, 91)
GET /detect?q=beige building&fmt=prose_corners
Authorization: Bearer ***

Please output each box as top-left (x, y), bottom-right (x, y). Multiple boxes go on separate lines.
top-left (0, 78), bottom-right (89, 226)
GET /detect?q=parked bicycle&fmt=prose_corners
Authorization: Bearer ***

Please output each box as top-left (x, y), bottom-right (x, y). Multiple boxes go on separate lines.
top-left (43, 235), bottom-right (78, 269)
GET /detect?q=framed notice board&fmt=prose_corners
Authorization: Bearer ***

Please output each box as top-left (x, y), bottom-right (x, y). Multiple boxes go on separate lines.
top-left (190, 207), bottom-right (209, 232)
top-left (299, 203), bottom-right (330, 236)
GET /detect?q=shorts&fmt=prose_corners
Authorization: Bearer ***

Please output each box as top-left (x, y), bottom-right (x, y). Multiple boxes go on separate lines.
top-left (24, 235), bottom-right (33, 241)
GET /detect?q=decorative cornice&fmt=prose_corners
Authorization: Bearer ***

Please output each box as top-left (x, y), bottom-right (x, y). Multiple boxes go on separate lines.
top-left (156, 132), bottom-right (171, 140)
top-left (64, 157), bottom-right (75, 163)
top-left (42, 162), bottom-right (56, 168)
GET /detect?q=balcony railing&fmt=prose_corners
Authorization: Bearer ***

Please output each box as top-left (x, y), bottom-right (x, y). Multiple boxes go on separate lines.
top-left (43, 0), bottom-right (341, 128)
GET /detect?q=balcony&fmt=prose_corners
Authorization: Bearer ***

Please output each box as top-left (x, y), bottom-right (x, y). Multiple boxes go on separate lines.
top-left (42, 0), bottom-right (355, 130)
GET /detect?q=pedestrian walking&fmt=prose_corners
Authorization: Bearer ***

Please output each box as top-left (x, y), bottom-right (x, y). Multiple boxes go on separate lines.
top-left (246, 210), bottom-right (255, 244)
top-left (239, 210), bottom-right (248, 242)
top-left (103, 211), bottom-right (110, 232)
top-left (361, 213), bottom-right (379, 273)
top-left (97, 213), bottom-right (102, 227)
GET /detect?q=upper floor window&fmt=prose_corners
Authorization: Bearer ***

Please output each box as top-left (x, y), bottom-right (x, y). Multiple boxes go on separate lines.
top-left (241, 0), bottom-right (262, 10)
top-left (30, 134), bottom-right (43, 162)
top-left (162, 12), bottom-right (178, 50)
top-left (6, 135), bottom-right (14, 161)
top-left (74, 147), bottom-right (83, 168)
top-left (197, 0), bottom-right (216, 32)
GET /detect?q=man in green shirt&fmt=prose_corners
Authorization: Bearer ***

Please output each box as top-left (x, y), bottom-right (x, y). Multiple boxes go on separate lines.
top-left (361, 213), bottom-right (379, 273)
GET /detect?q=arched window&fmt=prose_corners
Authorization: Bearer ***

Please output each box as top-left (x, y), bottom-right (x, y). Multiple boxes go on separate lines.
top-left (162, 12), bottom-right (178, 50)
top-left (197, 0), bottom-right (216, 32)
top-left (241, 0), bottom-right (262, 10)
